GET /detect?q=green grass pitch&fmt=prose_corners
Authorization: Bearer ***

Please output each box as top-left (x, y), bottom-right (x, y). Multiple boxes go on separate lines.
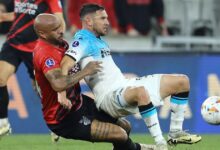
top-left (0, 134), bottom-right (219, 150)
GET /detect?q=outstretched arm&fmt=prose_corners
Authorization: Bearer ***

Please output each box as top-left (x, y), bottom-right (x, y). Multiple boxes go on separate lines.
top-left (45, 61), bottom-right (102, 92)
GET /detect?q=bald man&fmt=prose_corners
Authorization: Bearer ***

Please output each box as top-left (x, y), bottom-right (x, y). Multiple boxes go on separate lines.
top-left (0, 0), bottom-right (65, 138)
top-left (33, 13), bottom-right (156, 150)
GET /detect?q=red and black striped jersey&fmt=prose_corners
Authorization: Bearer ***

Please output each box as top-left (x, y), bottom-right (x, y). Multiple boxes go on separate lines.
top-left (7, 0), bottom-right (62, 52)
top-left (33, 39), bottom-right (82, 124)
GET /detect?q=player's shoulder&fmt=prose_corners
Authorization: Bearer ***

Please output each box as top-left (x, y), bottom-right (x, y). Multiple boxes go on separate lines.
top-left (33, 47), bottom-right (49, 63)
top-left (74, 30), bottom-right (90, 41)
top-left (34, 43), bottom-right (50, 54)
top-left (34, 42), bottom-right (52, 58)
top-left (70, 32), bottom-right (90, 49)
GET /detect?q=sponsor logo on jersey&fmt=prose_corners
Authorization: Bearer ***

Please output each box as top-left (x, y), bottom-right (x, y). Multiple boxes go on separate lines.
top-left (72, 41), bottom-right (79, 47)
top-left (66, 50), bottom-right (77, 55)
top-left (101, 48), bottom-right (111, 58)
top-left (45, 58), bottom-right (55, 67)
top-left (15, 1), bottom-right (38, 15)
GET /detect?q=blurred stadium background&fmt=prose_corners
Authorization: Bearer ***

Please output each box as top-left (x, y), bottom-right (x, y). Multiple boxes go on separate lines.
top-left (0, 0), bottom-right (220, 149)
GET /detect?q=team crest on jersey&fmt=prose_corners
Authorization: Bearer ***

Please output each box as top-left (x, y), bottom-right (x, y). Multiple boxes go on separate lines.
top-left (72, 41), bottom-right (79, 47)
top-left (45, 58), bottom-right (55, 68)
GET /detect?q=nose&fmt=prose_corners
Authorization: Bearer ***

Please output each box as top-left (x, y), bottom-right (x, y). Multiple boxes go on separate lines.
top-left (105, 19), bottom-right (110, 26)
top-left (58, 28), bottom-right (63, 34)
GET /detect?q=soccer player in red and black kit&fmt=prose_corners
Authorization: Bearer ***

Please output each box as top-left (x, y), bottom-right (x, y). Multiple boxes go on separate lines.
top-left (33, 13), bottom-right (155, 150)
top-left (0, 0), bottom-right (65, 137)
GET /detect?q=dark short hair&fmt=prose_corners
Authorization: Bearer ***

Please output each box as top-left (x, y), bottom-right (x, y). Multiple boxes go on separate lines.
top-left (80, 3), bottom-right (104, 19)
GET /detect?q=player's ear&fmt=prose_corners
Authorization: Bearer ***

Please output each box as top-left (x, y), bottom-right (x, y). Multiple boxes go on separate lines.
top-left (38, 30), bottom-right (47, 39)
top-left (85, 15), bottom-right (93, 27)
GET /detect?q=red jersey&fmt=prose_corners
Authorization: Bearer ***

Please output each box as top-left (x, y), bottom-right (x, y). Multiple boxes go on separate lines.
top-left (33, 39), bottom-right (82, 124)
top-left (7, 0), bottom-right (62, 52)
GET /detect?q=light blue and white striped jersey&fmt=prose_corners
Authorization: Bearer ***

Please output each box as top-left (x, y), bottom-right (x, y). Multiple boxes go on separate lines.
top-left (65, 29), bottom-right (126, 108)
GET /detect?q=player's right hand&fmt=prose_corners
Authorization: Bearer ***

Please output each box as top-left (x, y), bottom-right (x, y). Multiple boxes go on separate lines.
top-left (57, 91), bottom-right (72, 110)
top-left (84, 61), bottom-right (103, 75)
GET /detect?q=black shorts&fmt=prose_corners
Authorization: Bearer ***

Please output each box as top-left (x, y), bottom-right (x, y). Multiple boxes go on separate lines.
top-left (48, 95), bottom-right (117, 141)
top-left (0, 42), bottom-right (34, 79)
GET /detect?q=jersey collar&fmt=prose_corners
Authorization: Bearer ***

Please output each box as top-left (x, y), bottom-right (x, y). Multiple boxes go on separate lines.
top-left (79, 29), bottom-right (99, 39)
top-left (37, 39), bottom-right (68, 53)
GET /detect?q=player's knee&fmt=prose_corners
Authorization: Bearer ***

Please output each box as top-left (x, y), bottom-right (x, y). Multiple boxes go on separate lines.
top-left (134, 86), bottom-right (150, 104)
top-left (113, 126), bottom-right (128, 142)
top-left (177, 74), bottom-right (190, 92)
top-left (125, 86), bottom-right (150, 106)
top-left (117, 118), bottom-right (131, 134)
top-left (0, 76), bottom-right (7, 86)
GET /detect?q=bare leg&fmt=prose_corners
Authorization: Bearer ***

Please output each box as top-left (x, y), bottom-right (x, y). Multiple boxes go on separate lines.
top-left (160, 74), bottom-right (201, 145)
top-left (160, 74), bottom-right (190, 132)
top-left (123, 87), bottom-right (166, 146)
top-left (0, 61), bottom-right (15, 136)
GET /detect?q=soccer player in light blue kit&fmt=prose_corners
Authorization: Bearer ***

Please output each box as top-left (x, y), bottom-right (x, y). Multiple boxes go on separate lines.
top-left (61, 3), bottom-right (202, 150)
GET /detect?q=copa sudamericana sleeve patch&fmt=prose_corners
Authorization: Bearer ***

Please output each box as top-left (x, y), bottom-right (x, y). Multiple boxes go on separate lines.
top-left (45, 58), bottom-right (55, 68)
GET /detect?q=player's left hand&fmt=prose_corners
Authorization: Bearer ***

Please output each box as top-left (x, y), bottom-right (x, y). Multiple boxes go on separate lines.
top-left (57, 91), bottom-right (72, 110)
top-left (84, 61), bottom-right (103, 76)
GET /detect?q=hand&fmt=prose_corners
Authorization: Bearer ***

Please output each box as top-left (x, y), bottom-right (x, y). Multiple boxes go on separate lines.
top-left (57, 91), bottom-right (72, 110)
top-left (83, 61), bottom-right (103, 76)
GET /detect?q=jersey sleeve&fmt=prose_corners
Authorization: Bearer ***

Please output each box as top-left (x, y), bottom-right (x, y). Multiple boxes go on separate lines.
top-left (40, 55), bottom-right (60, 74)
top-left (45, 0), bottom-right (63, 13)
top-left (65, 37), bottom-right (90, 63)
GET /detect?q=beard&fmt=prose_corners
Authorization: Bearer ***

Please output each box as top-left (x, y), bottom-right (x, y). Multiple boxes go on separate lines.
top-left (49, 36), bottom-right (63, 46)
top-left (94, 27), bottom-right (108, 36)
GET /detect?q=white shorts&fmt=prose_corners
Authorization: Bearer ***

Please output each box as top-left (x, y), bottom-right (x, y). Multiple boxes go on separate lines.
top-left (99, 74), bottom-right (164, 118)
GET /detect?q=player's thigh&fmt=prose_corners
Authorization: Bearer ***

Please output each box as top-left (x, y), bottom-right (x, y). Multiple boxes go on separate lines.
top-left (20, 51), bottom-right (34, 80)
top-left (100, 90), bottom-right (139, 118)
top-left (116, 118), bottom-right (131, 134)
top-left (126, 74), bottom-right (163, 106)
top-left (0, 61), bottom-right (16, 86)
top-left (91, 119), bottom-right (127, 142)
top-left (123, 86), bottom-right (150, 105)
top-left (0, 43), bottom-right (20, 85)
top-left (160, 74), bottom-right (189, 99)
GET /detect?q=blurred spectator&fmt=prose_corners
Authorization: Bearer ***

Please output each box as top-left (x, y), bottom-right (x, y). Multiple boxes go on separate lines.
top-left (67, 0), bottom-right (119, 35)
top-left (0, 0), bottom-right (14, 34)
top-left (114, 0), bottom-right (168, 36)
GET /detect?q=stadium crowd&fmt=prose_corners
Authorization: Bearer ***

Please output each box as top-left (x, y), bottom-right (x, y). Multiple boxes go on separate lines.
top-left (1, 0), bottom-right (218, 37)
top-left (0, 0), bottom-right (168, 37)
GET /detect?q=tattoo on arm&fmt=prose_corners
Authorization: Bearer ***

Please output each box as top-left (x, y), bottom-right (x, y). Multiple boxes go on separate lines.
top-left (45, 68), bottom-right (86, 91)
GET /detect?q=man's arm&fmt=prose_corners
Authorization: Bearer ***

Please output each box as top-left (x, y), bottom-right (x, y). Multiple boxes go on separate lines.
top-left (57, 55), bottom-right (79, 109)
top-left (45, 61), bottom-right (102, 92)
top-left (45, 68), bottom-right (87, 92)
top-left (60, 55), bottom-right (76, 75)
